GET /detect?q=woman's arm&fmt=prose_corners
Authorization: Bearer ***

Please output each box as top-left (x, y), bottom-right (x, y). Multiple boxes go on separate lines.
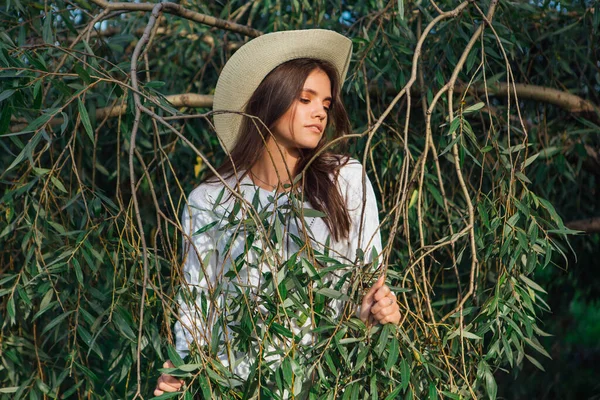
top-left (339, 160), bottom-right (400, 325)
top-left (155, 189), bottom-right (220, 395)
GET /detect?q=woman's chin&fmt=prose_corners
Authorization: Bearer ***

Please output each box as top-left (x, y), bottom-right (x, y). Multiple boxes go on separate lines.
top-left (296, 140), bottom-right (322, 149)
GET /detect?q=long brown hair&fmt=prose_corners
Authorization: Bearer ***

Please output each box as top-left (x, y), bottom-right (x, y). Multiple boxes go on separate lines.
top-left (203, 58), bottom-right (352, 242)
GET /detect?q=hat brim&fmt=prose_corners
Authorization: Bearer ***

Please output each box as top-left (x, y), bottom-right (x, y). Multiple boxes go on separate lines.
top-left (213, 29), bottom-right (353, 153)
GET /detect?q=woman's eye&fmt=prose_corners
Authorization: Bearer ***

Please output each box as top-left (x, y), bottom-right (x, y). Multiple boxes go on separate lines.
top-left (300, 98), bottom-right (310, 104)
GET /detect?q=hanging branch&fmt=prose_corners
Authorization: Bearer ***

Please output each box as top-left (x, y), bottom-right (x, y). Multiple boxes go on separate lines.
top-left (87, 0), bottom-right (262, 38)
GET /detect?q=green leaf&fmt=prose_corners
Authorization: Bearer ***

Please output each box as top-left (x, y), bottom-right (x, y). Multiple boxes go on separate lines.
top-left (74, 63), bottom-right (92, 84)
top-left (352, 345), bottom-right (368, 373)
top-left (440, 391), bottom-right (461, 400)
top-left (271, 322), bottom-right (294, 338)
top-left (447, 328), bottom-right (482, 340)
top-left (302, 208), bottom-right (326, 218)
top-left (447, 117), bottom-right (461, 136)
top-left (525, 354), bottom-right (545, 371)
top-left (523, 152), bottom-right (540, 168)
top-left (174, 364), bottom-right (202, 372)
top-left (146, 81), bottom-right (166, 88)
top-left (0, 102), bottom-right (11, 134)
top-left (0, 89), bottom-right (15, 103)
top-left (375, 324), bottom-right (392, 357)
top-left (523, 337), bottom-right (552, 359)
top-left (25, 108), bottom-right (60, 133)
top-left (515, 171), bottom-right (531, 184)
top-left (77, 325), bottom-right (104, 360)
top-left (59, 111), bottom-right (69, 135)
top-left (72, 258), bottom-right (84, 285)
top-left (113, 310), bottom-right (136, 341)
top-left (43, 14), bottom-right (53, 44)
top-left (485, 369), bottom-right (497, 400)
top-left (42, 310), bottom-right (75, 335)
top-left (151, 392), bottom-right (181, 399)
top-left (385, 336), bottom-right (399, 371)
top-left (463, 102), bottom-right (485, 114)
top-left (536, 147), bottom-right (561, 159)
top-left (428, 382), bottom-right (438, 400)
top-left (400, 358), bottom-right (410, 391)
top-left (194, 221), bottom-right (218, 235)
top-left (282, 358), bottom-right (293, 388)
top-left (198, 375), bottom-right (212, 399)
top-left (167, 344), bottom-right (185, 367)
top-left (78, 98), bottom-right (94, 143)
top-left (6, 295), bottom-right (15, 319)
top-left (370, 375), bottom-right (378, 400)
top-left (6, 129), bottom-right (43, 171)
top-left (519, 274), bottom-right (547, 294)
top-left (51, 176), bottom-right (68, 193)
top-left (315, 288), bottom-right (348, 301)
top-left (438, 135), bottom-right (461, 158)
top-left (383, 387), bottom-right (402, 400)
top-left (16, 285), bottom-right (31, 305)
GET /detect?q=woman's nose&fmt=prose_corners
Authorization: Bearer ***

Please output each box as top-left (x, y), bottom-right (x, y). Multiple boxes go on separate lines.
top-left (312, 104), bottom-right (327, 120)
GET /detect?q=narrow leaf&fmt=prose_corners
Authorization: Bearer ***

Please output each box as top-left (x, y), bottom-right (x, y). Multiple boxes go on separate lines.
top-left (78, 98), bottom-right (94, 143)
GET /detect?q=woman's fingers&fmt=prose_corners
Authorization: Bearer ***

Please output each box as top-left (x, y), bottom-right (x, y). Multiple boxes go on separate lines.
top-left (161, 374), bottom-right (184, 388)
top-left (157, 380), bottom-right (182, 392)
top-left (371, 291), bottom-right (400, 325)
top-left (365, 276), bottom-right (385, 303)
top-left (371, 291), bottom-right (396, 315)
top-left (373, 284), bottom-right (391, 302)
top-left (359, 275), bottom-right (385, 321)
top-left (155, 374), bottom-right (183, 392)
top-left (154, 360), bottom-right (184, 396)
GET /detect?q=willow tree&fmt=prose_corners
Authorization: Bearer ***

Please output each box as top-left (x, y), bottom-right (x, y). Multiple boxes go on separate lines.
top-left (1, 0), bottom-right (598, 399)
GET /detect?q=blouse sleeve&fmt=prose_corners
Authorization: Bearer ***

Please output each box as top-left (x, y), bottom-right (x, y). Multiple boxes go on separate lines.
top-left (339, 159), bottom-right (383, 266)
top-left (174, 188), bottom-right (220, 359)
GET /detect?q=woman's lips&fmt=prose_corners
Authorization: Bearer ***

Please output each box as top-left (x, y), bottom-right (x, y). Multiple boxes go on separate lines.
top-left (305, 125), bottom-right (323, 133)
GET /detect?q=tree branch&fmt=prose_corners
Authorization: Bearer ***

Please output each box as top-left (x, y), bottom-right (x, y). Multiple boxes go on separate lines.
top-left (87, 0), bottom-right (262, 37)
top-left (14, 79), bottom-right (597, 135)
top-left (566, 218), bottom-right (600, 234)
top-left (10, 93), bottom-right (213, 132)
top-left (464, 82), bottom-right (600, 115)
top-left (33, 26), bottom-right (242, 51)
top-left (369, 81), bottom-right (600, 118)
top-left (13, 80), bottom-right (598, 133)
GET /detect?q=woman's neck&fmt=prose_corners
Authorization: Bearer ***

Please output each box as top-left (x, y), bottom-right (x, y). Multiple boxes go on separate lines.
top-left (250, 141), bottom-right (299, 192)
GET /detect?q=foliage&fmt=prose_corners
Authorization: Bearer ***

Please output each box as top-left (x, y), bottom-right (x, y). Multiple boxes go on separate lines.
top-left (1, 0), bottom-right (598, 399)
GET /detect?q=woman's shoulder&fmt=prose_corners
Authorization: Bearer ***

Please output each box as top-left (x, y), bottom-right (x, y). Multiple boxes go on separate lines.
top-left (335, 156), bottom-right (378, 210)
top-left (336, 156), bottom-right (367, 183)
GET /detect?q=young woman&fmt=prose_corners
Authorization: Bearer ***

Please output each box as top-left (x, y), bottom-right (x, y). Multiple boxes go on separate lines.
top-left (154, 29), bottom-right (400, 396)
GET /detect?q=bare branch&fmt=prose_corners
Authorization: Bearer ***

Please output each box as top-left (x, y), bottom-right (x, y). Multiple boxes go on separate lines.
top-left (369, 81), bottom-right (600, 118)
top-left (87, 0), bottom-right (262, 37)
top-left (566, 217), bottom-right (600, 233)
top-left (465, 82), bottom-right (600, 115)
top-left (10, 93), bottom-right (213, 132)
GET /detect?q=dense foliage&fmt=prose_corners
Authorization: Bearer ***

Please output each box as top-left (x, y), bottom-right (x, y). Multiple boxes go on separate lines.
top-left (1, 0), bottom-right (598, 399)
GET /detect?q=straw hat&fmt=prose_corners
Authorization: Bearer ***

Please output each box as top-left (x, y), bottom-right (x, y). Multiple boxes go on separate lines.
top-left (212, 29), bottom-right (353, 153)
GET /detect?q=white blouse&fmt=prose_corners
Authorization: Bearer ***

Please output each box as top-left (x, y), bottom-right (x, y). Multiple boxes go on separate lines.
top-left (174, 157), bottom-right (382, 380)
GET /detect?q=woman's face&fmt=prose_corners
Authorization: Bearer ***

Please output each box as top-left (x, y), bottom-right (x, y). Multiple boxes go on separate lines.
top-left (271, 68), bottom-right (332, 150)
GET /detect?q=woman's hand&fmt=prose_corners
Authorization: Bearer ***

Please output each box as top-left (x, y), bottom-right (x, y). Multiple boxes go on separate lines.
top-left (154, 360), bottom-right (184, 396)
top-left (359, 275), bottom-right (400, 325)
